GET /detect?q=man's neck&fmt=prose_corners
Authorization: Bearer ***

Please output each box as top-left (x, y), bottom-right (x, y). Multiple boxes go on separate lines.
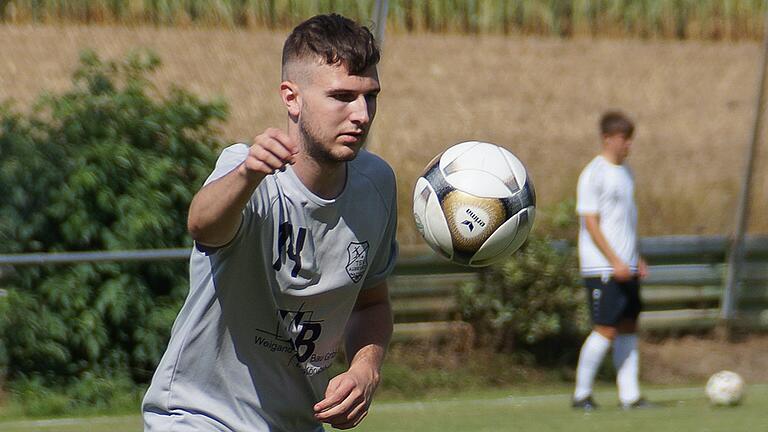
top-left (600, 151), bottom-right (623, 166)
top-left (291, 153), bottom-right (347, 200)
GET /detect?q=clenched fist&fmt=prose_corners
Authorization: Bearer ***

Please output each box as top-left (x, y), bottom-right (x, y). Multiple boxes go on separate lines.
top-left (241, 128), bottom-right (299, 179)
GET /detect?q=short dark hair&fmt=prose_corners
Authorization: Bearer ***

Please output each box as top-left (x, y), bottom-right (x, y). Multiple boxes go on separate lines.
top-left (282, 14), bottom-right (380, 76)
top-left (600, 111), bottom-right (635, 138)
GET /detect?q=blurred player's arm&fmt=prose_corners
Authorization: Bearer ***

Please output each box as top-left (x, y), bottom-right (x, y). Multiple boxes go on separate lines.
top-left (583, 213), bottom-right (633, 281)
top-left (637, 256), bottom-right (649, 279)
top-left (314, 281), bottom-right (393, 429)
top-left (188, 129), bottom-right (298, 247)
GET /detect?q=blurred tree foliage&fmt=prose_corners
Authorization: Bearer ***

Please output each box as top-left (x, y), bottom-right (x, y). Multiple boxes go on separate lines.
top-left (458, 234), bottom-right (589, 366)
top-left (535, 198), bottom-right (578, 242)
top-left (0, 50), bottom-right (226, 387)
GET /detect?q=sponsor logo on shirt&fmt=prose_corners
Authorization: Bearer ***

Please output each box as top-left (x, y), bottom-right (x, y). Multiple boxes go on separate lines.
top-left (255, 304), bottom-right (337, 376)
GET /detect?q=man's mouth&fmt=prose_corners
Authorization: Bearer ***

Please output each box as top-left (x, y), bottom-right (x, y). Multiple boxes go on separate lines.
top-left (338, 131), bottom-right (365, 143)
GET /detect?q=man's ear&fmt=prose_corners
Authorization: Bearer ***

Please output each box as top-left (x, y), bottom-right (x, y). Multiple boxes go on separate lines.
top-left (280, 81), bottom-right (301, 117)
top-left (602, 133), bottom-right (620, 146)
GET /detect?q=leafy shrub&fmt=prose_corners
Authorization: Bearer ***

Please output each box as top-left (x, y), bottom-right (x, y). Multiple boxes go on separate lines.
top-left (6, 372), bottom-right (142, 417)
top-left (535, 198), bottom-right (577, 242)
top-left (458, 234), bottom-right (589, 365)
top-left (0, 49), bottom-right (226, 388)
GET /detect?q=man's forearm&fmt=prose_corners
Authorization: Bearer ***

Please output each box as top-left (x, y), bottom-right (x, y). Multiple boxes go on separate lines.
top-left (188, 163), bottom-right (265, 247)
top-left (344, 300), bottom-right (393, 376)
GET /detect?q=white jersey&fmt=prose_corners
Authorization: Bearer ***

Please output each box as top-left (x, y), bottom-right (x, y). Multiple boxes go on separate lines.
top-left (576, 155), bottom-right (638, 277)
top-left (143, 144), bottom-right (398, 432)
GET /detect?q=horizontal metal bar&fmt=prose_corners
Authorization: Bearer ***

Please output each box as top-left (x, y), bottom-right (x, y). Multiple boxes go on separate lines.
top-left (0, 247), bottom-right (476, 275)
top-left (3, 235), bottom-right (768, 267)
top-left (0, 249), bottom-right (192, 266)
top-left (640, 236), bottom-right (728, 258)
top-left (640, 235), bottom-right (768, 259)
top-left (641, 285), bottom-right (722, 304)
top-left (643, 264), bottom-right (723, 285)
top-left (389, 283), bottom-right (465, 298)
top-left (639, 308), bottom-right (720, 331)
top-left (392, 297), bottom-right (457, 313)
top-left (391, 321), bottom-right (473, 343)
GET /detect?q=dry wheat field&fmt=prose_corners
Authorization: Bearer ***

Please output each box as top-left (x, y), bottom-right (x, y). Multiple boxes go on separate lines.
top-left (1, 24), bottom-right (766, 245)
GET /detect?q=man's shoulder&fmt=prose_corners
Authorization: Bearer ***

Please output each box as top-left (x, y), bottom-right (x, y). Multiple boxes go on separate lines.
top-left (349, 150), bottom-right (396, 206)
top-left (577, 156), bottom-right (599, 181)
top-left (350, 150), bottom-right (396, 186)
top-left (579, 156), bottom-right (613, 180)
top-left (582, 155), bottom-right (605, 171)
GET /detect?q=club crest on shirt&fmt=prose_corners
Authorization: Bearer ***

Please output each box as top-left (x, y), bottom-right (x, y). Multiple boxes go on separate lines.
top-left (346, 241), bottom-right (369, 283)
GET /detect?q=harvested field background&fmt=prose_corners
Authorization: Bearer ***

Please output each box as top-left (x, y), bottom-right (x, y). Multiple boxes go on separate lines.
top-left (1, 24), bottom-right (767, 245)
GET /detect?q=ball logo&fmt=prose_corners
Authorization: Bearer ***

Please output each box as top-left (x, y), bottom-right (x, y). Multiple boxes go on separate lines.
top-left (460, 220), bottom-right (475, 232)
top-left (456, 206), bottom-right (488, 239)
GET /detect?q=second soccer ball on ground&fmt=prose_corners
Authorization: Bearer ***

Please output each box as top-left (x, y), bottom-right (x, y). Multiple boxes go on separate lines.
top-left (706, 370), bottom-right (745, 406)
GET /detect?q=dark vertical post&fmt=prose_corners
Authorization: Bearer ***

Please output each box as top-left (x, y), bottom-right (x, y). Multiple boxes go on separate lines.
top-left (372, 0), bottom-right (389, 48)
top-left (721, 5), bottom-right (768, 333)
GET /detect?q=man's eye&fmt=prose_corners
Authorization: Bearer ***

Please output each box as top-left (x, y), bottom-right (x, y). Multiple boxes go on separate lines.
top-left (332, 94), bottom-right (356, 102)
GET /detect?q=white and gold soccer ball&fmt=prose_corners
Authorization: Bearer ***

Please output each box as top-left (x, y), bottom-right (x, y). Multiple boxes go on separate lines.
top-left (705, 370), bottom-right (745, 406)
top-left (412, 141), bottom-right (535, 267)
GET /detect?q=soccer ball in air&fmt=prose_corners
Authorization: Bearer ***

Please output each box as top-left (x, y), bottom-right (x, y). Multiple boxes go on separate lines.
top-left (412, 141), bottom-right (535, 267)
top-left (705, 370), bottom-right (745, 406)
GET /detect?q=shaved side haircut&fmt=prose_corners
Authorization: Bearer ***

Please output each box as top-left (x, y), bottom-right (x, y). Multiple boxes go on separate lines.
top-left (281, 13), bottom-right (380, 81)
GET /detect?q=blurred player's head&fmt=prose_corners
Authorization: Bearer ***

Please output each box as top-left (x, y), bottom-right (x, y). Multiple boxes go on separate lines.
top-left (600, 111), bottom-right (635, 164)
top-left (280, 14), bottom-right (381, 164)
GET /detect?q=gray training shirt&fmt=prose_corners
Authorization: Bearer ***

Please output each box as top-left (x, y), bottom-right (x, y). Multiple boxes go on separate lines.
top-left (143, 144), bottom-right (399, 431)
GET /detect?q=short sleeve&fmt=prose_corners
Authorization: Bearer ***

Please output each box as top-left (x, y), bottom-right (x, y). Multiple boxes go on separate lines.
top-left (576, 165), bottom-right (600, 215)
top-left (195, 143), bottom-right (263, 255)
top-left (362, 187), bottom-right (399, 290)
top-left (204, 143), bottom-right (250, 186)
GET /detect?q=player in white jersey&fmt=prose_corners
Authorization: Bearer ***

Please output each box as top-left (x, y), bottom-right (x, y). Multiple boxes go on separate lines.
top-left (143, 14), bottom-right (397, 431)
top-left (572, 111), bottom-right (652, 410)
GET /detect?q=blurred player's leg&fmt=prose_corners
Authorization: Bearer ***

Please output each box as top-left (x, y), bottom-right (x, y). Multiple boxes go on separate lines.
top-left (573, 330), bottom-right (611, 407)
top-left (614, 333), bottom-right (640, 405)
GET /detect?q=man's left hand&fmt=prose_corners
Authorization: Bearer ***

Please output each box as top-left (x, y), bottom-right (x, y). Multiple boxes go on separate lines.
top-left (314, 365), bottom-right (379, 429)
top-left (638, 257), bottom-right (649, 279)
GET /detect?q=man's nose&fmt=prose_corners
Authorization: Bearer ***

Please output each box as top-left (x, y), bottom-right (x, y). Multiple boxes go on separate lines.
top-left (349, 96), bottom-right (371, 125)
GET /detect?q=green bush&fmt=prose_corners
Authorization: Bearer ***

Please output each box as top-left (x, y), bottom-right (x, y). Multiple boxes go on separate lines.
top-left (0, 49), bottom-right (226, 389)
top-left (535, 198), bottom-right (577, 242)
top-left (458, 235), bottom-right (589, 365)
top-left (6, 372), bottom-right (142, 417)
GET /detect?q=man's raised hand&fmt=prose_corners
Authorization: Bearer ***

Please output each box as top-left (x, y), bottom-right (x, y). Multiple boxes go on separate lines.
top-left (241, 128), bottom-right (299, 179)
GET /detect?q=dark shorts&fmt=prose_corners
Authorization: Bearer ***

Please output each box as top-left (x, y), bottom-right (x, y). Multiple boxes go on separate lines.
top-left (584, 276), bottom-right (642, 326)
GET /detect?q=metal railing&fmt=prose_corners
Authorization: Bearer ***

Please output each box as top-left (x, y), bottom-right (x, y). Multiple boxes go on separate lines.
top-left (2, 235), bottom-right (768, 333)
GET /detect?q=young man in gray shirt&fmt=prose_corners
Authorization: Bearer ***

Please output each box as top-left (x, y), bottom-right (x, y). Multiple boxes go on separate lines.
top-left (143, 14), bottom-right (397, 431)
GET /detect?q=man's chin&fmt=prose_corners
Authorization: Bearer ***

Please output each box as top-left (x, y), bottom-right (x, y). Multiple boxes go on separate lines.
top-left (316, 147), bottom-right (359, 164)
top-left (336, 148), bottom-right (360, 162)
top-left (336, 142), bottom-right (365, 161)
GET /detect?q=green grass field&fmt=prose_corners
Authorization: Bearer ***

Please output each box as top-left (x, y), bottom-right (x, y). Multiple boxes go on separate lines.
top-left (1, 384), bottom-right (765, 432)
